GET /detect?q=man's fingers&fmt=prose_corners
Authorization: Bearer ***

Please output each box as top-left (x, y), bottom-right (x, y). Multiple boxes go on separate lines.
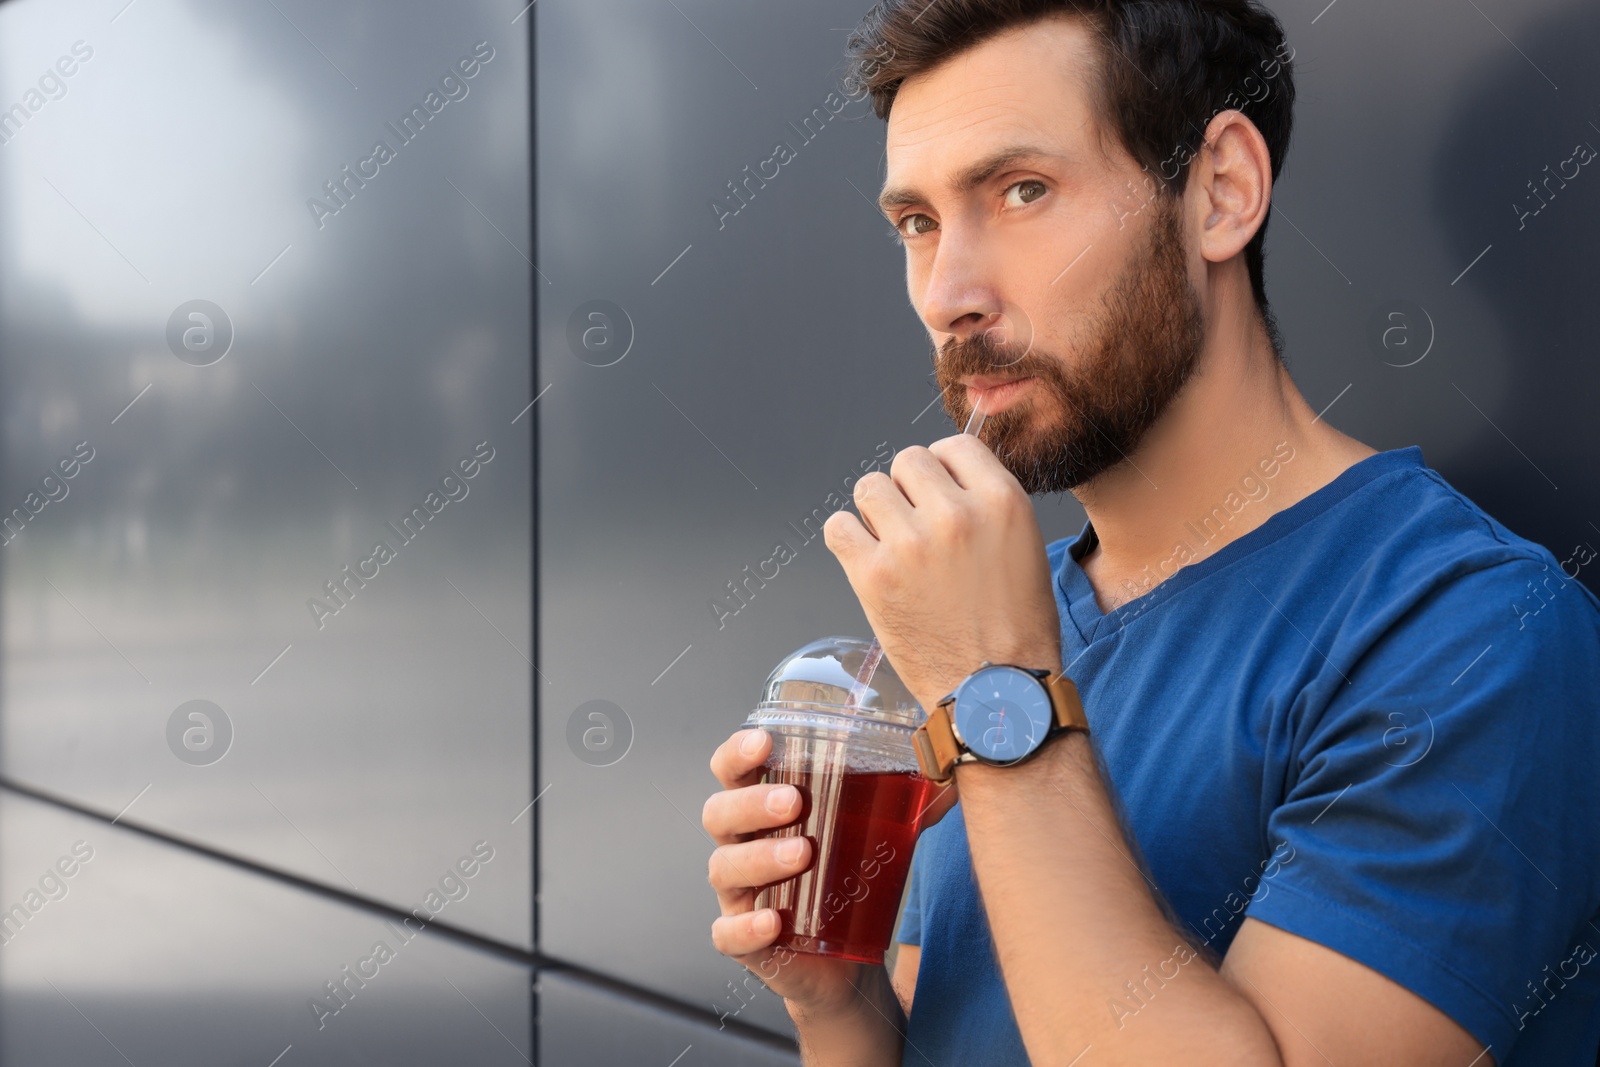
top-left (702, 781), bottom-right (803, 843)
top-left (710, 728), bottom-right (772, 790)
top-left (888, 444), bottom-right (962, 508)
top-left (823, 508), bottom-right (878, 559)
top-left (708, 835), bottom-right (813, 904)
top-left (711, 907), bottom-right (783, 959)
top-left (927, 431), bottom-right (1019, 498)
top-left (851, 470), bottom-right (913, 541)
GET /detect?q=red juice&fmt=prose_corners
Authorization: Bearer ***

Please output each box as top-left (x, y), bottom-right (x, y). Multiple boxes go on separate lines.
top-left (755, 761), bottom-right (939, 965)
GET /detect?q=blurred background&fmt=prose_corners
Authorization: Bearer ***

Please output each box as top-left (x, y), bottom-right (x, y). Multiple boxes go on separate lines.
top-left (0, 0), bottom-right (1593, 1063)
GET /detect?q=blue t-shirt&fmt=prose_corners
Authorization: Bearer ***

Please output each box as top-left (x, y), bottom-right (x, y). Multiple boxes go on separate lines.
top-left (895, 445), bottom-right (1600, 1065)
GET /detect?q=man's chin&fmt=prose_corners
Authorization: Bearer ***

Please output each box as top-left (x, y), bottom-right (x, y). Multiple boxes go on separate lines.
top-left (978, 412), bottom-right (1099, 491)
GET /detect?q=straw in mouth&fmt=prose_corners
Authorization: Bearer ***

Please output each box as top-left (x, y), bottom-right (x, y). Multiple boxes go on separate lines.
top-left (962, 392), bottom-right (989, 436)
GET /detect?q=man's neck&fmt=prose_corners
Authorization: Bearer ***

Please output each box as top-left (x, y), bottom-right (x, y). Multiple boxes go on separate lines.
top-left (1071, 318), bottom-right (1377, 616)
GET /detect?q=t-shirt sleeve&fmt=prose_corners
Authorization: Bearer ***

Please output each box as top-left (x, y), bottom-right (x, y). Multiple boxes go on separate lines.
top-left (895, 832), bottom-right (927, 947)
top-left (1243, 555), bottom-right (1600, 1056)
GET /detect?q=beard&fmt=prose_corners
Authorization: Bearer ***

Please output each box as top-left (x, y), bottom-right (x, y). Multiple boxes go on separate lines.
top-left (934, 196), bottom-right (1206, 494)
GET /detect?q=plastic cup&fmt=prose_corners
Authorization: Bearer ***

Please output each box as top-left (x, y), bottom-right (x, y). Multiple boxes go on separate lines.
top-left (742, 636), bottom-right (940, 965)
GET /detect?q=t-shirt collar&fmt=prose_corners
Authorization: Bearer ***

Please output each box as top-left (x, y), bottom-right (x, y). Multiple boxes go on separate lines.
top-left (1057, 445), bottom-right (1426, 643)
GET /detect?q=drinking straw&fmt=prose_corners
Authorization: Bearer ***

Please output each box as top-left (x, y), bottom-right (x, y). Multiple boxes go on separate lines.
top-left (846, 395), bottom-right (989, 707)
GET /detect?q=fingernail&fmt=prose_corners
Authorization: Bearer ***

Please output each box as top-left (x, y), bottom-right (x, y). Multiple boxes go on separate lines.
top-left (740, 730), bottom-right (766, 757)
top-left (756, 910), bottom-right (776, 936)
top-left (778, 837), bottom-right (805, 865)
top-left (765, 785), bottom-right (797, 815)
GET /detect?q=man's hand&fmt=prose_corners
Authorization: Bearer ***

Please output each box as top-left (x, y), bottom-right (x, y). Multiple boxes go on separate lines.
top-left (703, 727), bottom-right (881, 1016)
top-left (822, 434), bottom-right (1063, 710)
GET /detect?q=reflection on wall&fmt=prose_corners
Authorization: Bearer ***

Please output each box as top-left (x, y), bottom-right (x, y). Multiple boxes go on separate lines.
top-left (0, 0), bottom-right (533, 947)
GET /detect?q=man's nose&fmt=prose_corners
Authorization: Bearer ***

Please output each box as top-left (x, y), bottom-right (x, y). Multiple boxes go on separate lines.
top-left (914, 231), bottom-right (1005, 343)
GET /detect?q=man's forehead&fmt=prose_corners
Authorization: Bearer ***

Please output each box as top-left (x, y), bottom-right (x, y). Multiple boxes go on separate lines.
top-left (881, 18), bottom-right (1102, 185)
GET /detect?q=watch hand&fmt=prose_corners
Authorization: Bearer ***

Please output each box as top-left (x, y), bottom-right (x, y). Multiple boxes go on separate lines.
top-left (971, 695), bottom-right (1021, 751)
top-left (965, 691), bottom-right (1043, 760)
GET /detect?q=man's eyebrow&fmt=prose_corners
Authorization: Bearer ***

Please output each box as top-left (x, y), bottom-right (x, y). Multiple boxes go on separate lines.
top-left (876, 144), bottom-right (1067, 217)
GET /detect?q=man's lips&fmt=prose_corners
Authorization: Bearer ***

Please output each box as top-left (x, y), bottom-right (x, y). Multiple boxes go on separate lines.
top-left (963, 375), bottom-right (1037, 415)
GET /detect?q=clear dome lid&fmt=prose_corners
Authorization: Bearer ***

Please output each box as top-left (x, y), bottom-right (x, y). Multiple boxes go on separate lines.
top-left (746, 635), bottom-right (926, 733)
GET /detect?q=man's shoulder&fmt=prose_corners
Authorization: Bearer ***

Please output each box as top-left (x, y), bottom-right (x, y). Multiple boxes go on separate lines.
top-left (1344, 457), bottom-right (1600, 629)
top-left (1300, 460), bottom-right (1600, 748)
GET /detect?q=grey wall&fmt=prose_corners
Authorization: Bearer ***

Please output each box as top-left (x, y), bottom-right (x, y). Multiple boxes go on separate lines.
top-left (0, 0), bottom-right (1594, 1061)
top-left (0, 0), bottom-right (533, 944)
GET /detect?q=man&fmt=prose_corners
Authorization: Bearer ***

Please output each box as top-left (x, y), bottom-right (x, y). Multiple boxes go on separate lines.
top-left (701, 1), bottom-right (1600, 1063)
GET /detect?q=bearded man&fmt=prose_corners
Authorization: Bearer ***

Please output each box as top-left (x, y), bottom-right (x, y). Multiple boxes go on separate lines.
top-left (700, 3), bottom-right (1600, 1064)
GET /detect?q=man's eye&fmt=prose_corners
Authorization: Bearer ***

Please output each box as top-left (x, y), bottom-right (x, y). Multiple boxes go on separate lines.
top-left (1005, 180), bottom-right (1048, 207)
top-left (894, 213), bottom-right (938, 240)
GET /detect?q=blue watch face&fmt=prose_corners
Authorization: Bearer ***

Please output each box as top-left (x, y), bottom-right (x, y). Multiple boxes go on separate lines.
top-left (952, 665), bottom-right (1053, 763)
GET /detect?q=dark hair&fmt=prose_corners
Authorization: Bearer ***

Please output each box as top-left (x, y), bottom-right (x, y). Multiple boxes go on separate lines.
top-left (845, 0), bottom-right (1296, 359)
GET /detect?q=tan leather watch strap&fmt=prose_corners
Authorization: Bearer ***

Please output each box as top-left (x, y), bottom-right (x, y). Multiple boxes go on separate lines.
top-left (913, 704), bottom-right (962, 784)
top-left (1046, 671), bottom-right (1090, 732)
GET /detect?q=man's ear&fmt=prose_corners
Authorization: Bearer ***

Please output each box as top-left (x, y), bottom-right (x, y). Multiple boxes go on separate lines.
top-left (1191, 110), bottom-right (1273, 266)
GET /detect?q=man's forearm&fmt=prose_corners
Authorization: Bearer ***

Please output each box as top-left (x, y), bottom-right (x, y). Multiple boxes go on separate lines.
top-left (787, 965), bottom-right (905, 1067)
top-left (958, 731), bottom-right (1283, 1066)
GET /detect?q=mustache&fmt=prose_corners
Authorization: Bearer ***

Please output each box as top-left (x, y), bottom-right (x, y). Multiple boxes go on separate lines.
top-left (934, 332), bottom-right (1055, 382)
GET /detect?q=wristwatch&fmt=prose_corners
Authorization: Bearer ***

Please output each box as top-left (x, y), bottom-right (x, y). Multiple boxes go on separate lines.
top-left (912, 663), bottom-right (1089, 784)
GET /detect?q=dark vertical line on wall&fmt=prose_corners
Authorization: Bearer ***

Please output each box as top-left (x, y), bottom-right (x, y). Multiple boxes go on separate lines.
top-left (526, 0), bottom-right (542, 1061)
top-left (0, 2), bottom-right (7, 787)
